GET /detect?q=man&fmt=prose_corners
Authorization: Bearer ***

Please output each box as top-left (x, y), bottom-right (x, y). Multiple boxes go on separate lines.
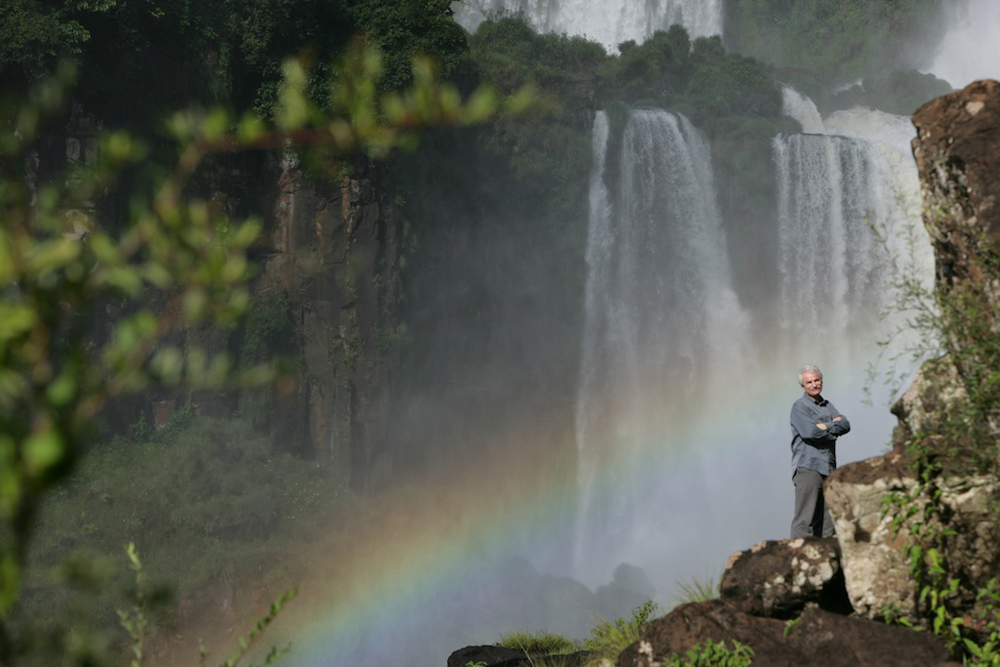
top-left (790, 365), bottom-right (850, 538)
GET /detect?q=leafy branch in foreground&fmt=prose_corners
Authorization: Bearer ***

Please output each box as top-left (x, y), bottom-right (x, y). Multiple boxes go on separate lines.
top-left (116, 542), bottom-right (297, 667)
top-left (206, 589), bottom-right (297, 667)
top-left (1, 37), bottom-right (521, 665)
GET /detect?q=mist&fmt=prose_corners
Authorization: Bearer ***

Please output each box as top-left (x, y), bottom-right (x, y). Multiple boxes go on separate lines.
top-left (927, 0), bottom-right (1000, 87)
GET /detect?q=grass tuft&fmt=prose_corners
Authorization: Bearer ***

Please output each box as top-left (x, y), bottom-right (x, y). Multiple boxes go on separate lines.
top-left (499, 630), bottom-right (579, 655)
top-left (582, 599), bottom-right (659, 665)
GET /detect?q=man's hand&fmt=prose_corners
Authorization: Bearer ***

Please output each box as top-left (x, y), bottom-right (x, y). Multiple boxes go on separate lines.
top-left (832, 416), bottom-right (842, 422)
top-left (816, 423), bottom-right (828, 430)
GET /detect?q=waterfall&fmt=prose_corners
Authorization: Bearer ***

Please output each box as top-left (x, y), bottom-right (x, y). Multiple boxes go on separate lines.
top-left (773, 87), bottom-right (930, 368)
top-left (780, 85), bottom-right (825, 134)
top-left (574, 108), bottom-right (749, 583)
top-left (452, 0), bottom-right (723, 51)
top-left (571, 94), bottom-right (931, 591)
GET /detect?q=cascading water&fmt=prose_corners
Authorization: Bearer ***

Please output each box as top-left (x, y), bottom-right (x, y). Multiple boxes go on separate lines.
top-left (574, 108), bottom-right (751, 584)
top-left (773, 86), bottom-right (931, 368)
top-left (452, 0), bottom-right (723, 52)
top-left (571, 91), bottom-right (932, 594)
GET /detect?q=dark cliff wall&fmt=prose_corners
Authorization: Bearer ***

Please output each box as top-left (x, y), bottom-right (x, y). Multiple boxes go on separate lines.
top-left (248, 153), bottom-right (404, 492)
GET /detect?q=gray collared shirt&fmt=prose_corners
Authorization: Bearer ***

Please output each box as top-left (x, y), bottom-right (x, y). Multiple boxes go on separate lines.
top-left (790, 393), bottom-right (850, 476)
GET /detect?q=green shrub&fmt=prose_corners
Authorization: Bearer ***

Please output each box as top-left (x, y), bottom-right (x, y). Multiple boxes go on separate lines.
top-left (583, 599), bottom-right (659, 665)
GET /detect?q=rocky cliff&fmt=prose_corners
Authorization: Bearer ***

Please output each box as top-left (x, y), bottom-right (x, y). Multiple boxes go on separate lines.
top-left (250, 153), bottom-right (404, 492)
top-left (128, 148), bottom-right (405, 493)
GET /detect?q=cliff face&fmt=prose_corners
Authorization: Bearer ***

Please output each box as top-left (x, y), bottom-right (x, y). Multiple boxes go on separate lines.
top-left (251, 153), bottom-right (403, 492)
top-left (912, 79), bottom-right (1000, 290)
top-left (895, 80), bottom-right (1000, 446)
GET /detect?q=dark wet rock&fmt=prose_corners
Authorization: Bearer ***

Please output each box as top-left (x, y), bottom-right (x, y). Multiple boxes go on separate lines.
top-left (617, 600), bottom-right (958, 667)
top-left (912, 79), bottom-right (1000, 289)
top-left (447, 645), bottom-right (531, 667)
top-left (447, 645), bottom-right (590, 667)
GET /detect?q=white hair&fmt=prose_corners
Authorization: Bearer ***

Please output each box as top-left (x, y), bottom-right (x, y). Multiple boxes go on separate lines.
top-left (798, 365), bottom-right (822, 386)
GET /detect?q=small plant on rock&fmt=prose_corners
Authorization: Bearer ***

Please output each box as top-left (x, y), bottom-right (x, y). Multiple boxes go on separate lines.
top-left (662, 639), bottom-right (754, 667)
top-left (583, 599), bottom-right (659, 665)
top-left (674, 576), bottom-right (719, 605)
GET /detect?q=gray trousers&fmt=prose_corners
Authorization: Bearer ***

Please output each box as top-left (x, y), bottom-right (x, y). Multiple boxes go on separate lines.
top-left (791, 467), bottom-right (834, 538)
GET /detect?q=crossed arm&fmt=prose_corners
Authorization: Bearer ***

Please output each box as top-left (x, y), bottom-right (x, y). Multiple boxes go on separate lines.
top-left (816, 417), bottom-right (841, 431)
top-left (791, 401), bottom-right (851, 442)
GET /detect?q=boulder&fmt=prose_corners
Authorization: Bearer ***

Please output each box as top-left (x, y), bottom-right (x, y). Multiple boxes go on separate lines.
top-left (617, 600), bottom-right (957, 667)
top-left (720, 537), bottom-right (850, 618)
top-left (824, 449), bottom-right (920, 620)
top-left (447, 645), bottom-right (533, 667)
top-left (447, 646), bottom-right (590, 667)
top-left (826, 445), bottom-right (1000, 622)
top-left (889, 356), bottom-right (967, 448)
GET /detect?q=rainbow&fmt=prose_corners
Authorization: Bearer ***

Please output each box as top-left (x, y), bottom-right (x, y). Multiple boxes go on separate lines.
top-left (215, 359), bottom-right (904, 667)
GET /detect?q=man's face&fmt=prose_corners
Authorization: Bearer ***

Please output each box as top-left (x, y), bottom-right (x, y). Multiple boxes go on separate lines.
top-left (801, 371), bottom-right (823, 399)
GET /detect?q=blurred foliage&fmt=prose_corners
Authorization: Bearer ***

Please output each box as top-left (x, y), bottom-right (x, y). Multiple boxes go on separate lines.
top-left (0, 25), bottom-right (507, 662)
top-left (0, 62), bottom-right (268, 655)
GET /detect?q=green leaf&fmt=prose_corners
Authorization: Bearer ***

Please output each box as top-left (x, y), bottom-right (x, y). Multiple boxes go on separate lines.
top-left (0, 304), bottom-right (36, 343)
top-left (203, 107), bottom-right (231, 140)
top-left (150, 347), bottom-right (184, 385)
top-left (0, 551), bottom-right (20, 616)
top-left (0, 436), bottom-right (20, 519)
top-left (276, 59), bottom-right (309, 130)
top-left (24, 430), bottom-right (64, 478)
top-left (45, 372), bottom-right (77, 407)
top-left (237, 112), bottom-right (266, 144)
top-left (28, 237), bottom-right (81, 274)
